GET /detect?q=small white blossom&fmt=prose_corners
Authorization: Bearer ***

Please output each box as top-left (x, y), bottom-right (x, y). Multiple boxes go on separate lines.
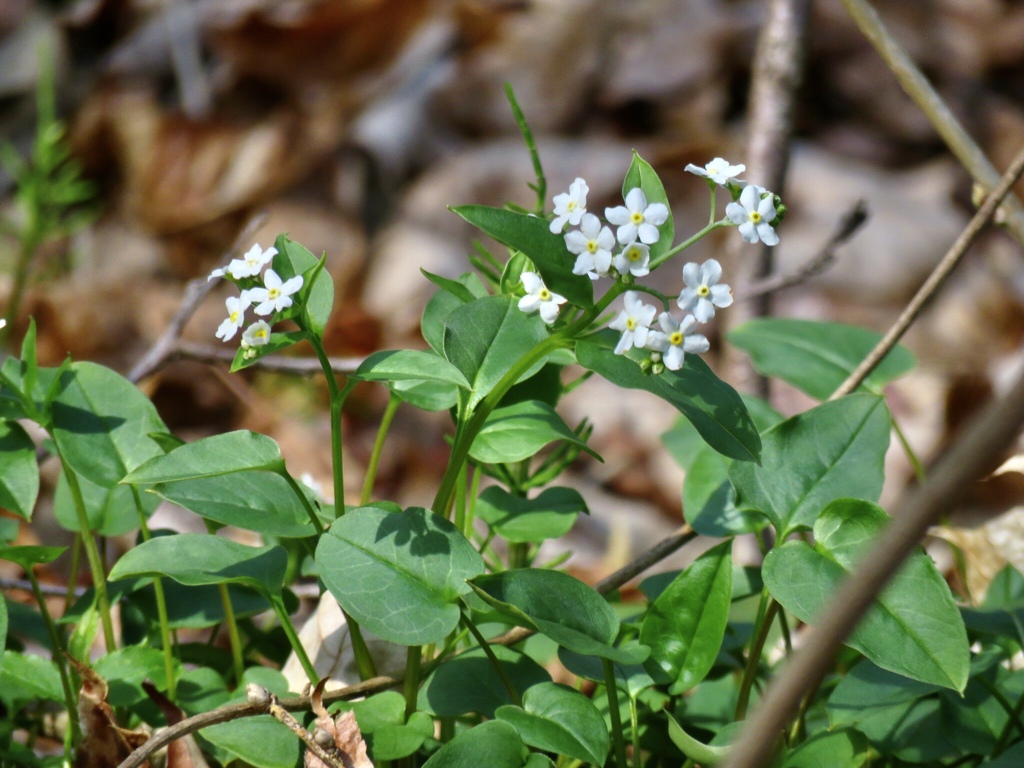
top-left (609, 291), bottom-right (657, 354)
top-left (612, 241), bottom-right (650, 278)
top-left (240, 319), bottom-right (272, 358)
top-left (566, 213), bottom-right (615, 278)
top-left (215, 291), bottom-right (253, 342)
top-left (726, 185), bottom-right (779, 246)
top-left (250, 269), bottom-right (304, 316)
top-left (209, 243), bottom-right (278, 281)
top-left (605, 188), bottom-right (669, 245)
top-left (0, 319), bottom-right (6, 330)
top-left (646, 313), bottom-right (709, 371)
top-left (518, 272), bottom-right (566, 325)
top-left (550, 177), bottom-right (589, 233)
top-left (685, 157), bottom-right (746, 186)
top-left (678, 259), bottom-right (733, 322)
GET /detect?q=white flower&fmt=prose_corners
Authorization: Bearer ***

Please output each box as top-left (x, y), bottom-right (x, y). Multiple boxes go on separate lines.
top-left (209, 243), bottom-right (278, 281)
top-left (0, 319), bottom-right (6, 330)
top-left (609, 291), bottom-right (657, 354)
top-left (726, 185), bottom-right (779, 246)
top-left (605, 188), bottom-right (669, 245)
top-left (566, 213), bottom-right (615, 278)
top-left (685, 157), bottom-right (746, 186)
top-left (612, 241), bottom-right (650, 278)
top-left (240, 319), bottom-right (272, 358)
top-left (518, 272), bottom-right (566, 325)
top-left (646, 313), bottom-right (709, 371)
top-left (250, 269), bottom-right (304, 316)
top-left (678, 259), bottom-right (733, 322)
top-left (550, 177), bottom-right (589, 233)
top-left (215, 292), bottom-right (253, 342)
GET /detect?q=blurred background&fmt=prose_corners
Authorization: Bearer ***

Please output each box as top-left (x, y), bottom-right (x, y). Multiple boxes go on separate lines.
top-left (4, 0), bottom-right (1024, 593)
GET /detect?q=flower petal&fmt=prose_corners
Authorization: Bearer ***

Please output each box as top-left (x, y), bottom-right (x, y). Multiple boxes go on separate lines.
top-left (694, 299), bottom-right (715, 323)
top-left (725, 202), bottom-right (746, 225)
top-left (624, 187), bottom-right (647, 212)
top-left (709, 284), bottom-right (733, 307)
top-left (757, 223), bottom-right (780, 246)
top-left (643, 202), bottom-right (668, 226)
top-left (699, 259), bottom-right (722, 286)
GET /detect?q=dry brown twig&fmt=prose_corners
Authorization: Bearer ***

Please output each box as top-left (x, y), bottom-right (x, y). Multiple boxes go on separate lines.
top-left (724, 143), bottom-right (1024, 768)
top-left (116, 525), bottom-right (697, 768)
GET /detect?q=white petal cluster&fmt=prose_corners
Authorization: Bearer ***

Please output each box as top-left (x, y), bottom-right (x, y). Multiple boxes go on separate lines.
top-left (549, 177), bottom-right (589, 233)
top-left (567, 213), bottom-right (615, 279)
top-left (518, 272), bottom-right (566, 325)
top-left (608, 293), bottom-right (709, 372)
top-left (726, 185), bottom-right (780, 246)
top-left (678, 259), bottom-right (733, 322)
top-left (209, 242), bottom-right (304, 356)
top-left (685, 157), bottom-right (745, 186)
top-left (605, 188), bottom-right (669, 246)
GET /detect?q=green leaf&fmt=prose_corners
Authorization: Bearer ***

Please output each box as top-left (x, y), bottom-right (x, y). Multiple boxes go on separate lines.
top-left (469, 569), bottom-right (640, 663)
top-left (230, 330), bottom-right (305, 372)
top-left (0, 652), bottom-right (63, 708)
top-left (329, 692), bottom-right (435, 760)
top-left (622, 151), bottom-right (674, 264)
top-left (728, 318), bottom-right (916, 400)
top-left (779, 728), bottom-right (868, 767)
top-left (389, 378), bottom-right (459, 412)
top-left (0, 420), bottom-right (37, 521)
top-left (640, 540), bottom-right (732, 693)
top-left (122, 430), bottom-right (285, 484)
top-left (729, 394), bottom-right (890, 535)
top-left (475, 485), bottom-right (587, 543)
top-left (666, 711), bottom-right (731, 766)
top-left (421, 272), bottom-right (489, 355)
top-left (557, 645), bottom-right (654, 698)
top-left (0, 595), bottom-right (6, 670)
top-left (151, 471), bottom-right (321, 537)
top-left (496, 682), bottom-right (609, 765)
top-left (470, 400), bottom-right (599, 464)
top-left (273, 235), bottom-right (334, 338)
top-left (316, 506), bottom-right (485, 645)
top-left (93, 646), bottom-right (179, 706)
top-left (0, 545), bottom-right (66, 569)
top-left (444, 296), bottom-right (551, 411)
top-left (54, 465), bottom-right (159, 536)
top-left (452, 205), bottom-right (593, 308)
top-left (353, 349), bottom-right (471, 390)
top-left (202, 716), bottom-right (300, 768)
top-left (422, 720), bottom-right (526, 768)
top-left (577, 330), bottom-right (760, 462)
top-left (764, 499), bottom-right (969, 691)
top-left (131, 581), bottom-right (273, 629)
top-left (50, 362), bottom-right (167, 488)
top-left (108, 534), bottom-right (287, 598)
top-left (419, 645), bottom-right (550, 717)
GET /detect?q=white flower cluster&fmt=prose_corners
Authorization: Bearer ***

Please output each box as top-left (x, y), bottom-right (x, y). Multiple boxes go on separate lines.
top-left (517, 157), bottom-right (779, 374)
top-left (209, 243), bottom-right (304, 359)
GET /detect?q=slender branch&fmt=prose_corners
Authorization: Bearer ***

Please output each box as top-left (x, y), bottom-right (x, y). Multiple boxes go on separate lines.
top-left (1, 576), bottom-right (86, 597)
top-left (830, 142), bottom-right (1024, 400)
top-left (258, 687), bottom-right (347, 768)
top-left (741, 200), bottom-right (868, 299)
top-left (723, 351), bottom-right (1024, 768)
top-left (117, 525), bottom-right (697, 768)
top-left (173, 341), bottom-right (365, 376)
top-left (838, 0), bottom-right (1024, 245)
top-left (127, 213), bottom-right (266, 384)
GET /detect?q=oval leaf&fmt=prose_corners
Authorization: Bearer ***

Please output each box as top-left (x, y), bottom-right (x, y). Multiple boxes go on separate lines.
top-left (470, 400), bottom-right (599, 464)
top-left (622, 151), bottom-right (674, 264)
top-left (354, 349), bottom-right (471, 389)
top-left (496, 682), bottom-right (609, 765)
top-left (419, 645), bottom-right (551, 718)
top-left (452, 205), bottom-right (593, 308)
top-left (475, 486), bottom-right (587, 543)
top-left (108, 534), bottom-right (287, 598)
top-left (728, 318), bottom-right (916, 400)
top-left (729, 394), bottom-right (890, 535)
top-left (273, 234), bottom-right (334, 339)
top-left (640, 540), bottom-right (733, 693)
top-left (122, 431), bottom-right (285, 484)
top-left (316, 506), bottom-right (485, 645)
top-left (422, 720), bottom-right (525, 768)
top-left (763, 499), bottom-right (969, 691)
top-left (577, 330), bottom-right (760, 463)
top-left (50, 362), bottom-right (167, 488)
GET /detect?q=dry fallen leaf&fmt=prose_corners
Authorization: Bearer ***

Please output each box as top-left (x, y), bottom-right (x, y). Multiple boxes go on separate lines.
top-left (67, 655), bottom-right (152, 768)
top-left (142, 681), bottom-right (212, 768)
top-left (306, 681), bottom-right (373, 768)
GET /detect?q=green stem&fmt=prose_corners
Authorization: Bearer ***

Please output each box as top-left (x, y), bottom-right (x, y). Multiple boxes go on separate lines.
top-left (27, 568), bottom-right (79, 751)
top-left (708, 185), bottom-right (717, 227)
top-left (892, 412), bottom-right (926, 484)
top-left (453, 462), bottom-right (468, 537)
top-left (134, 487), bottom-right (176, 700)
top-left (460, 607), bottom-right (521, 707)
top-left (61, 460), bottom-right (116, 652)
top-left (3, 225), bottom-right (41, 346)
top-left (203, 520), bottom-right (245, 686)
top-left (65, 534), bottom-right (81, 613)
top-left (281, 471), bottom-right (325, 536)
top-left (629, 695), bottom-right (642, 768)
top-left (361, 393), bottom-right (400, 505)
top-left (978, 674), bottom-right (1024, 754)
top-left (735, 590), bottom-right (780, 720)
top-left (271, 595), bottom-right (318, 686)
top-left (650, 220), bottom-right (730, 270)
top-left (603, 658), bottom-right (629, 768)
top-left (402, 645), bottom-right (422, 720)
top-left (344, 606), bottom-right (378, 681)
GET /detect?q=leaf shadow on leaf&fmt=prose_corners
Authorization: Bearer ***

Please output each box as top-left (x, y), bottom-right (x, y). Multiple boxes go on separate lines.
top-left (49, 399), bottom-right (127, 436)
top-left (374, 508), bottom-right (453, 557)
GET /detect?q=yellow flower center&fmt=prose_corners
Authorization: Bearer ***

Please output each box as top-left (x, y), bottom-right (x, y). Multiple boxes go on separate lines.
top-left (229, 310), bottom-right (241, 323)
top-left (628, 248), bottom-right (642, 262)
top-left (268, 287), bottom-right (281, 300)
top-left (749, 211), bottom-right (762, 224)
top-left (625, 318), bottom-right (637, 330)
top-left (567, 201), bottom-right (577, 211)
top-left (255, 328), bottom-right (268, 341)
top-left (587, 241), bottom-right (598, 253)
top-left (630, 212), bottom-right (644, 225)
top-left (698, 285), bottom-right (710, 297)
top-left (539, 288), bottom-right (551, 301)
top-left (669, 331), bottom-right (683, 346)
